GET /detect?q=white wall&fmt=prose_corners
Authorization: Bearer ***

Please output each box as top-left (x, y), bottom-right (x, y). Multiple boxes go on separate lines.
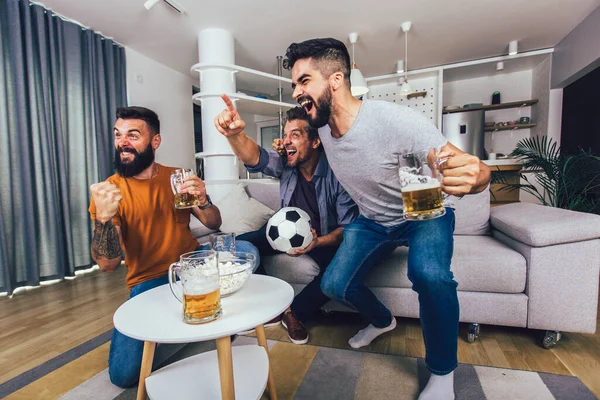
top-left (126, 48), bottom-right (196, 170)
top-left (443, 70), bottom-right (533, 155)
top-left (551, 5), bottom-right (600, 88)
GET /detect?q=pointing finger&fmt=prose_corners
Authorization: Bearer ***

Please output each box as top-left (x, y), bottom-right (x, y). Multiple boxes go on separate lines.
top-left (221, 94), bottom-right (236, 113)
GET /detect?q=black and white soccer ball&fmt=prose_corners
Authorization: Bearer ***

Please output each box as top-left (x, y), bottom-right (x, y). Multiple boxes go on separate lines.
top-left (266, 207), bottom-right (313, 253)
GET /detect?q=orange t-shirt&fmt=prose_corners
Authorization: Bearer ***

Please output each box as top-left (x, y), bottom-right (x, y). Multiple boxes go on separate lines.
top-left (89, 164), bottom-right (199, 289)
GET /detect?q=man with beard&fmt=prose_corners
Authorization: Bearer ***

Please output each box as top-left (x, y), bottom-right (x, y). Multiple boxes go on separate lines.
top-left (88, 106), bottom-right (257, 388)
top-left (214, 98), bottom-right (358, 344)
top-left (281, 39), bottom-right (491, 400)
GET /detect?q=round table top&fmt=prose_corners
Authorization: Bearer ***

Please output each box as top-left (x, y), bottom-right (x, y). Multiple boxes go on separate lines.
top-left (113, 275), bottom-right (294, 343)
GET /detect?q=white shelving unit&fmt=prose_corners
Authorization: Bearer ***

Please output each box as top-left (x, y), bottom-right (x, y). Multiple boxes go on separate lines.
top-left (192, 92), bottom-right (296, 116)
top-left (192, 61), bottom-right (295, 183)
top-left (191, 62), bottom-right (296, 99)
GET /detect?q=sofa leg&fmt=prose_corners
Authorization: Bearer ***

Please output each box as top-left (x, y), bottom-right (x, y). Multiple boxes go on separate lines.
top-left (467, 323), bottom-right (480, 343)
top-left (542, 330), bottom-right (562, 349)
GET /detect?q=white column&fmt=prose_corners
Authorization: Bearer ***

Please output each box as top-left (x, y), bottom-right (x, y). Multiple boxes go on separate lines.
top-left (197, 28), bottom-right (238, 182)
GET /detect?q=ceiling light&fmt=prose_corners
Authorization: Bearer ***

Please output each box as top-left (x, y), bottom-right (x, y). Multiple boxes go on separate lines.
top-left (399, 21), bottom-right (415, 96)
top-left (144, 0), bottom-right (159, 10)
top-left (348, 32), bottom-right (369, 97)
top-left (144, 0), bottom-right (185, 14)
top-left (396, 60), bottom-right (404, 74)
top-left (399, 79), bottom-right (414, 96)
top-left (508, 40), bottom-right (518, 56)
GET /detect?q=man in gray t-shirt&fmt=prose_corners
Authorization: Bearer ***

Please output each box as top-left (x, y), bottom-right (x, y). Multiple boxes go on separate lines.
top-left (283, 38), bottom-right (491, 400)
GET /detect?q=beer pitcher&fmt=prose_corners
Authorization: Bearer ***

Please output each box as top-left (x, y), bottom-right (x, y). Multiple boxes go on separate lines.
top-left (398, 148), bottom-right (448, 221)
top-left (168, 250), bottom-right (222, 324)
top-left (170, 168), bottom-right (200, 209)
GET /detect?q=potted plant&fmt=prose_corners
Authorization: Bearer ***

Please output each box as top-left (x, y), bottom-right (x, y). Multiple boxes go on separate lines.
top-left (491, 136), bottom-right (600, 214)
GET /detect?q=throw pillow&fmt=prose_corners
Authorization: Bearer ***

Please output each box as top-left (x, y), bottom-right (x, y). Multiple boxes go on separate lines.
top-left (215, 183), bottom-right (275, 235)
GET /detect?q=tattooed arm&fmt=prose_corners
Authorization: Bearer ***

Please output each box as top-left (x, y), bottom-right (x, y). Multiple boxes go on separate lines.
top-left (91, 220), bottom-right (123, 272)
top-left (90, 181), bottom-right (124, 273)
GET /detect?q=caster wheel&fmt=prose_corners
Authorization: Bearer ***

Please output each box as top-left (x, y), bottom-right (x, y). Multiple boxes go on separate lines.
top-left (542, 331), bottom-right (561, 349)
top-left (467, 323), bottom-right (480, 343)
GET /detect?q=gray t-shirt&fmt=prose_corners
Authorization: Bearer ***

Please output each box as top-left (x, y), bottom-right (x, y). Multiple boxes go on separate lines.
top-left (318, 99), bottom-right (448, 227)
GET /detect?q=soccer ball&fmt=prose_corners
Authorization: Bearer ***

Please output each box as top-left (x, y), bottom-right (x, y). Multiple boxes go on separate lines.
top-left (266, 207), bottom-right (313, 253)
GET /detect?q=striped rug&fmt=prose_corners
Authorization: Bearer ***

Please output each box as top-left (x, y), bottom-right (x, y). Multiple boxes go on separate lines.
top-left (5, 334), bottom-right (595, 400)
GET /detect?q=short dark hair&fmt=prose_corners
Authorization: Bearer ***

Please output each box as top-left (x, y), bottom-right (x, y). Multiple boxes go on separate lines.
top-left (283, 38), bottom-right (351, 85)
top-left (285, 107), bottom-right (319, 142)
top-left (116, 106), bottom-right (160, 135)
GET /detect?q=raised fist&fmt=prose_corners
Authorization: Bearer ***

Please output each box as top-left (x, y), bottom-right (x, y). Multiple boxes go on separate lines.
top-left (90, 182), bottom-right (122, 223)
top-left (272, 138), bottom-right (286, 156)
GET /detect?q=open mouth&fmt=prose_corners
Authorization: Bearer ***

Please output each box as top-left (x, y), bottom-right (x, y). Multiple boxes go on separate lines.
top-left (299, 98), bottom-right (313, 113)
top-left (119, 148), bottom-right (136, 158)
top-left (286, 148), bottom-right (298, 158)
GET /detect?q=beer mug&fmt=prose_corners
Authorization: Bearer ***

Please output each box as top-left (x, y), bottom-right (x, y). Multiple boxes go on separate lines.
top-left (209, 232), bottom-right (236, 253)
top-left (398, 148), bottom-right (448, 221)
top-left (168, 250), bottom-right (221, 324)
top-left (170, 168), bottom-right (200, 209)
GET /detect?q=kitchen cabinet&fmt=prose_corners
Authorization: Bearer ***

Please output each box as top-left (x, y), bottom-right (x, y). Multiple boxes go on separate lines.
top-left (484, 160), bottom-right (523, 205)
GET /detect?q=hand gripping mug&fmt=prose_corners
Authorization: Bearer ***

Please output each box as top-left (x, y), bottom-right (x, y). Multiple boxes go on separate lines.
top-left (168, 250), bottom-right (221, 324)
top-left (170, 168), bottom-right (200, 209)
top-left (398, 148), bottom-right (448, 221)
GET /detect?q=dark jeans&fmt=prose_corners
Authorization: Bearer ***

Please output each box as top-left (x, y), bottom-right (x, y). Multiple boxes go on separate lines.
top-left (320, 209), bottom-right (458, 375)
top-left (237, 223), bottom-right (337, 323)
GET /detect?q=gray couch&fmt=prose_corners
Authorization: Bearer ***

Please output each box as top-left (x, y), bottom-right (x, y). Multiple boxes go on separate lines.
top-left (194, 179), bottom-right (600, 348)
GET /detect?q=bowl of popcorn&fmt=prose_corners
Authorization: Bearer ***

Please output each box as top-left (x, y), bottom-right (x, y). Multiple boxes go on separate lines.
top-left (217, 252), bottom-right (256, 296)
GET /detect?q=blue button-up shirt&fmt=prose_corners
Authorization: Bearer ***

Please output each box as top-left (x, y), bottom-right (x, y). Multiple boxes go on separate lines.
top-left (246, 147), bottom-right (358, 235)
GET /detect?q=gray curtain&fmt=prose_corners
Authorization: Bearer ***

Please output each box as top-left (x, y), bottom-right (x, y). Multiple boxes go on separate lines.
top-left (0, 0), bottom-right (127, 295)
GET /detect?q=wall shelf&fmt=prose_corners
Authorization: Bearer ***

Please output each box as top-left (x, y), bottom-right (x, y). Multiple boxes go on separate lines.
top-left (485, 123), bottom-right (537, 132)
top-left (192, 92), bottom-right (296, 116)
top-left (443, 99), bottom-right (538, 114)
top-left (191, 63), bottom-right (292, 96)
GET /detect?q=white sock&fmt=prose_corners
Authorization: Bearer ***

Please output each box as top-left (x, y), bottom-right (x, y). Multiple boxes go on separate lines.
top-left (418, 371), bottom-right (455, 400)
top-left (348, 317), bottom-right (397, 349)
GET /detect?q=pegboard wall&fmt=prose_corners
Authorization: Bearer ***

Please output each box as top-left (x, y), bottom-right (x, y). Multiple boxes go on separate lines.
top-left (366, 74), bottom-right (440, 127)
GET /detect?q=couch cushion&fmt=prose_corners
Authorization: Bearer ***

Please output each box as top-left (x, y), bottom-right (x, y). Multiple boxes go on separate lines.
top-left (364, 235), bottom-right (526, 293)
top-left (450, 185), bottom-right (491, 235)
top-left (244, 179), bottom-right (280, 211)
top-left (263, 236), bottom-right (526, 294)
top-left (189, 217), bottom-right (218, 240)
top-left (490, 202), bottom-right (600, 247)
top-left (215, 183), bottom-right (275, 235)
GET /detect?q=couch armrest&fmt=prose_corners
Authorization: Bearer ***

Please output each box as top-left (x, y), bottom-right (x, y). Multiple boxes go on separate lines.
top-left (490, 203), bottom-right (600, 247)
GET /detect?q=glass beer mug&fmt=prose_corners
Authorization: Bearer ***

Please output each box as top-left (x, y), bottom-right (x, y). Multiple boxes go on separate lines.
top-left (168, 250), bottom-right (222, 324)
top-left (398, 148), bottom-right (448, 221)
top-left (170, 168), bottom-right (200, 209)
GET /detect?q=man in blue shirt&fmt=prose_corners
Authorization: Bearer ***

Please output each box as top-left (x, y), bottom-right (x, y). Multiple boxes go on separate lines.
top-left (215, 95), bottom-right (358, 344)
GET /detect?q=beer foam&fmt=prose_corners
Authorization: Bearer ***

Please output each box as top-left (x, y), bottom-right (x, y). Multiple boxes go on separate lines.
top-left (402, 181), bottom-right (441, 192)
top-left (186, 278), bottom-right (220, 296)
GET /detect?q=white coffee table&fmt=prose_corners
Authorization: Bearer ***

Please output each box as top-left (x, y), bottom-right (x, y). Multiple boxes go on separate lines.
top-left (113, 275), bottom-right (294, 400)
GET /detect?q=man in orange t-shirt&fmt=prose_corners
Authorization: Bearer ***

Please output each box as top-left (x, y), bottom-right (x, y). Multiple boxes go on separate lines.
top-left (88, 106), bottom-right (257, 388)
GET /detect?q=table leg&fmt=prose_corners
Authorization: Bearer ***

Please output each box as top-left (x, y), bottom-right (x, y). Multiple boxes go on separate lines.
top-left (256, 325), bottom-right (277, 400)
top-left (216, 335), bottom-right (235, 400)
top-left (136, 341), bottom-right (156, 400)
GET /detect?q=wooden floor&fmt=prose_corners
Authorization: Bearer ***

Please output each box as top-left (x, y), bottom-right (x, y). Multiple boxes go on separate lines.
top-left (1, 268), bottom-right (599, 398)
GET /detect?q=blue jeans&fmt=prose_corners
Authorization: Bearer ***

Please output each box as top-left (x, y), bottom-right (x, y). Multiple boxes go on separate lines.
top-left (108, 240), bottom-right (259, 388)
top-left (320, 209), bottom-right (458, 375)
top-left (237, 224), bottom-right (338, 323)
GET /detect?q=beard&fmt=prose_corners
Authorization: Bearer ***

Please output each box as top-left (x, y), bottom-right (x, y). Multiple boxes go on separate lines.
top-left (308, 88), bottom-right (333, 129)
top-left (114, 143), bottom-right (155, 178)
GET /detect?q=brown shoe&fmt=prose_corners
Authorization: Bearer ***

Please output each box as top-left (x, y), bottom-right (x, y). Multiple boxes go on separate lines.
top-left (237, 315), bottom-right (282, 335)
top-left (281, 311), bottom-right (309, 345)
